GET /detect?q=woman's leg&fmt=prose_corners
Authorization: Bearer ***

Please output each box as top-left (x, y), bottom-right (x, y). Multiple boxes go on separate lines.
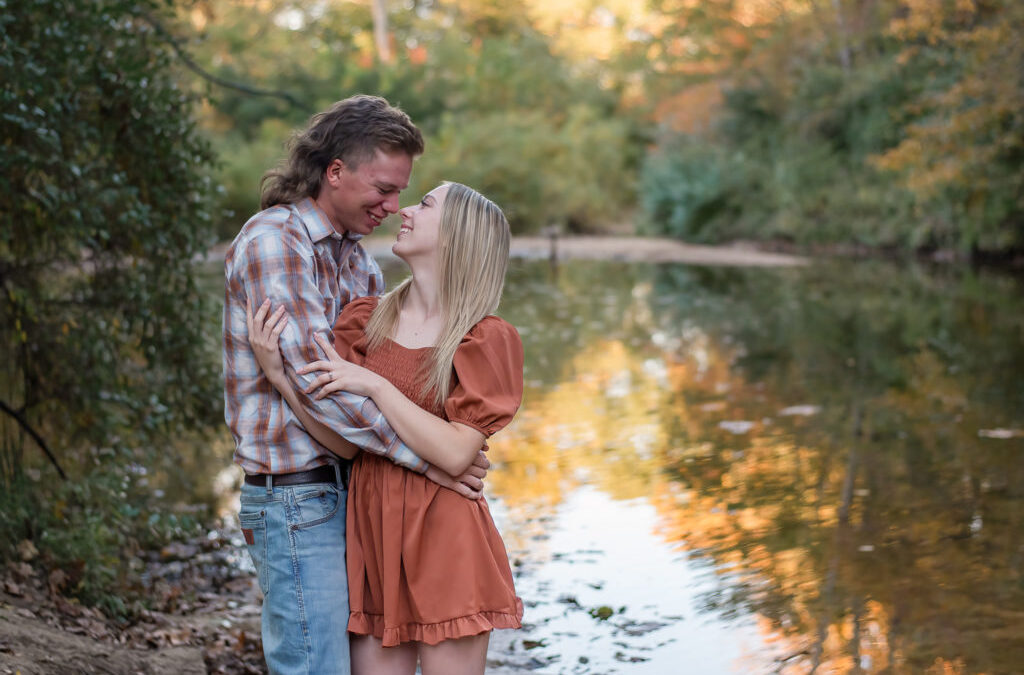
top-left (418, 632), bottom-right (490, 675)
top-left (351, 634), bottom-right (417, 675)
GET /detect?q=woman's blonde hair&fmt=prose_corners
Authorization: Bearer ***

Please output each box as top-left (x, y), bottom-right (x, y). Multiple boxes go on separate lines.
top-left (365, 182), bottom-right (511, 408)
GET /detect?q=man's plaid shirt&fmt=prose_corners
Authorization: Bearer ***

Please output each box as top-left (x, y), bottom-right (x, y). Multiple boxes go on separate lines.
top-left (223, 198), bottom-right (428, 475)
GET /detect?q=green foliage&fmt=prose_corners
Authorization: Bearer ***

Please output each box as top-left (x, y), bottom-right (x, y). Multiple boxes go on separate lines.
top-left (410, 106), bottom-right (636, 232)
top-left (1, 0), bottom-right (221, 608)
top-left (0, 462), bottom-right (202, 616)
top-left (189, 1), bottom-right (639, 235)
top-left (872, 0), bottom-right (1024, 253)
top-left (640, 138), bottom-right (743, 242)
top-left (642, 49), bottom-right (923, 246)
top-left (639, 0), bottom-right (1023, 254)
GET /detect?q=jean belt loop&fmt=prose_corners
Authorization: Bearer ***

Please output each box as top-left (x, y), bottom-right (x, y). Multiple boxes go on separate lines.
top-left (265, 473), bottom-right (273, 495)
top-left (333, 463), bottom-right (342, 487)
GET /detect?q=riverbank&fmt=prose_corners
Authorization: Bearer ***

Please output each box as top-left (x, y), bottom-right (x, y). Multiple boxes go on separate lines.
top-left (0, 519), bottom-right (542, 674)
top-left (0, 525), bottom-right (263, 674)
top-left (204, 235), bottom-right (807, 267)
top-left (369, 235), bottom-right (808, 266)
top-left (204, 234), bottom-right (1024, 270)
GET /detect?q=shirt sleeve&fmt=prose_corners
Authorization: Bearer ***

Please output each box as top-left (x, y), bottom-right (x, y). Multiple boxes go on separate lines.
top-left (237, 234), bottom-right (429, 473)
top-left (443, 317), bottom-right (525, 437)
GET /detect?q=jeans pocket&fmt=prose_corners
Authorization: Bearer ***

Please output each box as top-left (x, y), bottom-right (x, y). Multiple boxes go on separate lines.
top-left (290, 485), bottom-right (343, 531)
top-left (238, 507), bottom-right (269, 594)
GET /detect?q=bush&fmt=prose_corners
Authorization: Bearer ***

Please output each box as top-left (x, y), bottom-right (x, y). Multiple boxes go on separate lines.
top-left (640, 138), bottom-right (746, 242)
top-left (409, 107), bottom-right (637, 233)
top-left (211, 119), bottom-right (292, 239)
top-left (640, 58), bottom-right (921, 247)
top-left (1, 0), bottom-right (222, 611)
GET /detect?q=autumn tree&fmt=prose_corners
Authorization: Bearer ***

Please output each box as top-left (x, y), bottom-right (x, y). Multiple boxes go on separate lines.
top-left (872, 0), bottom-right (1024, 253)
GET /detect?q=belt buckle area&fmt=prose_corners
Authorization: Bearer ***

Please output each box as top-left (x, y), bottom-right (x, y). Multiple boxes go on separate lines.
top-left (245, 464), bottom-right (344, 490)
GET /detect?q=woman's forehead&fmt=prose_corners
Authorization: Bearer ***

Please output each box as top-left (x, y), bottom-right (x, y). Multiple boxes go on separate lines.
top-left (426, 184), bottom-right (450, 201)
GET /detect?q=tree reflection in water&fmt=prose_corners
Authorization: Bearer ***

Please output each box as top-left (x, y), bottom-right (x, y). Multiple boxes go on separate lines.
top-left (455, 258), bottom-right (1023, 674)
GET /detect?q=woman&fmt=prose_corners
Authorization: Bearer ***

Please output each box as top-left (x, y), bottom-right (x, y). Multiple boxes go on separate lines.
top-left (247, 182), bottom-right (523, 675)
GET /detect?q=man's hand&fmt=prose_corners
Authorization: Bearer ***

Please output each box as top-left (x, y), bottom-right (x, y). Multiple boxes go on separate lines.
top-left (424, 450), bottom-right (490, 500)
top-left (458, 450), bottom-right (490, 492)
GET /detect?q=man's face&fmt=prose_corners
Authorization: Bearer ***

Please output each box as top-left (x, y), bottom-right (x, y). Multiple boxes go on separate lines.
top-left (320, 149), bottom-right (413, 236)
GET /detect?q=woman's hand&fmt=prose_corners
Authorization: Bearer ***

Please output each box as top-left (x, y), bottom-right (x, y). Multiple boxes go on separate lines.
top-left (299, 333), bottom-right (386, 399)
top-left (425, 452), bottom-right (490, 500)
top-left (246, 298), bottom-right (289, 383)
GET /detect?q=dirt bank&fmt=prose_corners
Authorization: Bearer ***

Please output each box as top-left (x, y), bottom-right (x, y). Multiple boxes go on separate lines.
top-left (0, 527), bottom-right (539, 674)
top-left (0, 601), bottom-right (205, 675)
top-left (205, 235), bottom-right (807, 267)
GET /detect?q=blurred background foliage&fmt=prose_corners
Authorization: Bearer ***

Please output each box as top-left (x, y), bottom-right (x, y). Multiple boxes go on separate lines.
top-left (1, 0), bottom-right (1022, 613)
top-left (1, 0), bottom-right (221, 612)
top-left (179, 0), bottom-right (1022, 252)
top-left (637, 0), bottom-right (1024, 254)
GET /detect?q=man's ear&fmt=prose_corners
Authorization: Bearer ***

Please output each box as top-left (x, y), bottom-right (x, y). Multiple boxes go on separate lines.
top-left (324, 158), bottom-right (348, 186)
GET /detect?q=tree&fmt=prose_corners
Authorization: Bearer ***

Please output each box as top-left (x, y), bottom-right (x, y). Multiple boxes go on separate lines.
top-left (872, 0), bottom-right (1024, 253)
top-left (0, 0), bottom-right (221, 608)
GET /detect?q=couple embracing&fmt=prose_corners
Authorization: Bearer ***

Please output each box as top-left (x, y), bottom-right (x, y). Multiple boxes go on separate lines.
top-left (223, 95), bottom-right (523, 674)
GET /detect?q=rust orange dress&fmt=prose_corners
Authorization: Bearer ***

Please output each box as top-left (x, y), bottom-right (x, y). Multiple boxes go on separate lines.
top-left (332, 296), bottom-right (524, 647)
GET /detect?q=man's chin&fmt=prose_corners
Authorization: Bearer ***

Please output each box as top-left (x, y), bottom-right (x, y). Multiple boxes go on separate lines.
top-left (345, 222), bottom-right (376, 236)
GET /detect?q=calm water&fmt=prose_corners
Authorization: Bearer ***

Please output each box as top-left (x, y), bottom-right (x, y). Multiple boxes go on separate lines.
top-left (212, 255), bottom-right (1024, 674)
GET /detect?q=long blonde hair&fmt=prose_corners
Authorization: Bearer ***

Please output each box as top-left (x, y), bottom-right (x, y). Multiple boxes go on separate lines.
top-left (365, 182), bottom-right (511, 407)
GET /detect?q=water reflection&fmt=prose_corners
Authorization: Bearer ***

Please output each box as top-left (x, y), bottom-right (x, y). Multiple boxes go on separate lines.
top-left (462, 258), bottom-right (1023, 674)
top-left (195, 256), bottom-right (1022, 673)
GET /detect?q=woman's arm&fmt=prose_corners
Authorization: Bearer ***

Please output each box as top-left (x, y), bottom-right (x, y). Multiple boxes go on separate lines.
top-left (248, 299), bottom-right (359, 460)
top-left (248, 300), bottom-right (488, 496)
top-left (303, 334), bottom-right (485, 477)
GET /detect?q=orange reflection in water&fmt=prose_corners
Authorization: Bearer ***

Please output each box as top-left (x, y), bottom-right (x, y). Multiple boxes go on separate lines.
top-left (482, 319), bottom-right (1015, 674)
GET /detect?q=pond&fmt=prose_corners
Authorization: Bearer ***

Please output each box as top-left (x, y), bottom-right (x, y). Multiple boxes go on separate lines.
top-left (210, 254), bottom-right (1024, 674)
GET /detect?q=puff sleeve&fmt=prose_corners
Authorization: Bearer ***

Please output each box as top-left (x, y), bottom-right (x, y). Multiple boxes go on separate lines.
top-left (444, 316), bottom-right (524, 437)
top-left (331, 295), bottom-right (379, 365)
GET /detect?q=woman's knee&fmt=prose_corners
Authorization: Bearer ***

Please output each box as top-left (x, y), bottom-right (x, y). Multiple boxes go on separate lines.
top-left (418, 632), bottom-right (490, 675)
top-left (351, 634), bottom-right (417, 675)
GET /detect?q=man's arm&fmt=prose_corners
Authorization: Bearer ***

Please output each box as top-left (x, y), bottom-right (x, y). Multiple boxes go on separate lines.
top-left (244, 293), bottom-right (491, 498)
top-left (235, 233), bottom-right (429, 472)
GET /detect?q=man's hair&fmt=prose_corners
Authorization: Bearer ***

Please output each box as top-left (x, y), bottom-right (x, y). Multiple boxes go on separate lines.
top-left (365, 182), bottom-right (511, 408)
top-left (260, 95), bottom-right (424, 210)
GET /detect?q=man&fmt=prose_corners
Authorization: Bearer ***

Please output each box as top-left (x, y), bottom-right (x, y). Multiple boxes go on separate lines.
top-left (223, 95), bottom-right (488, 674)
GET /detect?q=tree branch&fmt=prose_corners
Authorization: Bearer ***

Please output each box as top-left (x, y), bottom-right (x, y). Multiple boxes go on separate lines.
top-left (141, 13), bottom-right (308, 112)
top-left (0, 399), bottom-right (67, 480)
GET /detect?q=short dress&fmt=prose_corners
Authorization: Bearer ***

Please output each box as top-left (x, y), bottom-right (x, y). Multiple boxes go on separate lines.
top-left (333, 295), bottom-right (524, 646)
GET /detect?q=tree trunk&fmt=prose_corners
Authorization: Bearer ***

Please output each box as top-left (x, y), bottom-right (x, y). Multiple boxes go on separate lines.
top-left (371, 0), bottom-right (392, 64)
top-left (831, 0), bottom-right (852, 72)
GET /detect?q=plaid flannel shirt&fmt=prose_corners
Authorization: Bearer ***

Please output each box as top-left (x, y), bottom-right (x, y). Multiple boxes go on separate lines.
top-left (223, 198), bottom-right (429, 475)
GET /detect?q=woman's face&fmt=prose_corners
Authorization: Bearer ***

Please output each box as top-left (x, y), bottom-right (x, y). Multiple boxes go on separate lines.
top-left (393, 184), bottom-right (448, 261)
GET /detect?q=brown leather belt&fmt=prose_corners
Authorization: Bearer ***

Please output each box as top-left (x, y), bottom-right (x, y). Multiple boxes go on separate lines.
top-left (244, 464), bottom-right (347, 489)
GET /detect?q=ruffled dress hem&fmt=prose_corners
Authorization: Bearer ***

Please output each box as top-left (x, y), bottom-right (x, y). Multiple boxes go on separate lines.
top-left (349, 599), bottom-right (524, 647)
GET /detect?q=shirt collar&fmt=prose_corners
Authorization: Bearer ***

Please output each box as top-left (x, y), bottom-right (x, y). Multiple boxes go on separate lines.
top-left (294, 197), bottom-right (365, 244)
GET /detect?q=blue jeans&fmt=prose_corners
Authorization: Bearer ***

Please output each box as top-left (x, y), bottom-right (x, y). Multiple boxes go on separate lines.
top-left (239, 476), bottom-right (350, 674)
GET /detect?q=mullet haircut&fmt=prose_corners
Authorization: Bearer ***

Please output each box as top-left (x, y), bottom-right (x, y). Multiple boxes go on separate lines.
top-left (260, 95), bottom-right (424, 210)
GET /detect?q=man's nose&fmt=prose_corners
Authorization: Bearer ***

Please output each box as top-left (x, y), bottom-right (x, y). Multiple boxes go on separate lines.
top-left (383, 192), bottom-right (401, 214)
